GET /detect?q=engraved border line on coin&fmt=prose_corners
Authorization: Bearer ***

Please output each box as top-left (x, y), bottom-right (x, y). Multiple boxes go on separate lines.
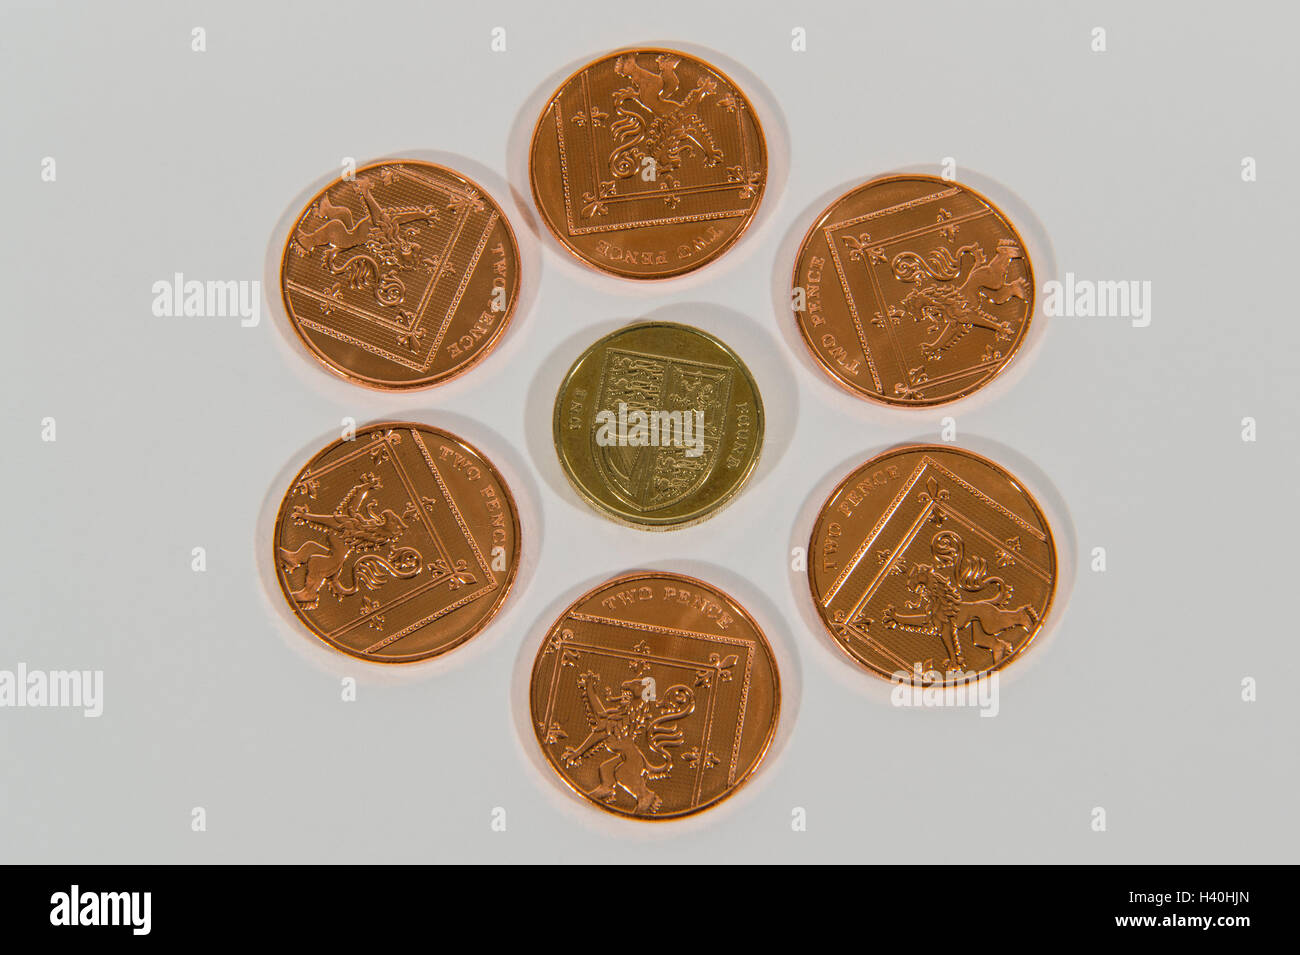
top-left (823, 460), bottom-right (928, 603)
top-left (554, 54), bottom-right (758, 236)
top-left (547, 637), bottom-right (749, 791)
top-left (563, 609), bottom-right (756, 785)
top-left (283, 162), bottom-right (516, 383)
top-left (290, 288), bottom-right (429, 372)
top-left (825, 191), bottom-right (988, 390)
top-left (830, 203), bottom-right (993, 376)
top-left (824, 453), bottom-right (1046, 607)
top-left (401, 167), bottom-right (499, 360)
top-left (337, 430), bottom-right (495, 651)
top-left (411, 429), bottom-right (498, 588)
top-left (287, 165), bottom-right (481, 371)
top-left (834, 492), bottom-right (1050, 673)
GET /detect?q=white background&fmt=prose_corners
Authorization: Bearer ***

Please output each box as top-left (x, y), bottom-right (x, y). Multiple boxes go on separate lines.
top-left (1, 0), bottom-right (1295, 863)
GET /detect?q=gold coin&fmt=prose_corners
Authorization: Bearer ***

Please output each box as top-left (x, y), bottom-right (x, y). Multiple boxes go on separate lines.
top-left (792, 175), bottom-right (1034, 405)
top-left (529, 48), bottom-right (767, 279)
top-left (808, 445), bottom-right (1056, 683)
top-left (280, 160), bottom-right (520, 390)
top-left (530, 571), bottom-right (780, 819)
top-left (553, 321), bottom-right (763, 528)
top-left (273, 422), bottom-right (520, 662)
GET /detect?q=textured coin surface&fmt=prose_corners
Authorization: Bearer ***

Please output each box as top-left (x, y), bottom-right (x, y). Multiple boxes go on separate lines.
top-left (793, 175), bottom-right (1035, 406)
top-left (809, 445), bottom-right (1056, 683)
top-left (274, 422), bottom-right (520, 662)
top-left (529, 48), bottom-right (767, 279)
top-left (530, 571), bottom-right (780, 819)
top-left (281, 160), bottom-right (520, 389)
top-left (553, 321), bottom-right (763, 528)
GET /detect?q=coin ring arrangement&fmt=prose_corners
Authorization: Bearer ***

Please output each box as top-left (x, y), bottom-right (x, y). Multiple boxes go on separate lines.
top-left (273, 422), bottom-right (521, 663)
top-left (529, 571), bottom-right (780, 819)
top-left (260, 45), bottom-right (1066, 823)
top-left (792, 174), bottom-right (1035, 406)
top-left (553, 320), bottom-right (764, 529)
top-left (808, 445), bottom-right (1056, 684)
top-left (280, 160), bottom-right (521, 390)
top-left (529, 47), bottom-right (767, 279)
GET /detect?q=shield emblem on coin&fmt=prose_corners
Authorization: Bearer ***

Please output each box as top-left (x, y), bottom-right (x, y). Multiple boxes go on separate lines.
top-left (591, 348), bottom-right (733, 512)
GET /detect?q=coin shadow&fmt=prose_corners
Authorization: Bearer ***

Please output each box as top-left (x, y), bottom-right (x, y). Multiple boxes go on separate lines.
top-left (788, 436), bottom-right (1077, 703)
top-left (253, 414), bottom-right (542, 685)
top-left (770, 167), bottom-right (1059, 419)
top-left (504, 41), bottom-right (790, 296)
top-left (261, 150), bottom-right (540, 399)
top-left (522, 304), bottom-right (797, 519)
top-left (507, 563), bottom-right (798, 839)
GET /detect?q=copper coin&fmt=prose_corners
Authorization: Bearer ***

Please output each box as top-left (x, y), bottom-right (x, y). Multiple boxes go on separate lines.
top-left (530, 572), bottom-right (779, 819)
top-left (280, 160), bottom-right (520, 389)
top-left (793, 175), bottom-right (1035, 405)
top-left (529, 48), bottom-right (767, 279)
top-left (808, 445), bottom-right (1056, 683)
top-left (273, 422), bottom-right (520, 662)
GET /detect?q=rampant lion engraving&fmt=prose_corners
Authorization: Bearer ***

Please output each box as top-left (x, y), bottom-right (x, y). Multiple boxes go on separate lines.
top-left (608, 53), bottom-right (724, 179)
top-left (883, 529), bottom-right (1038, 669)
top-left (560, 670), bottom-right (695, 814)
top-left (279, 472), bottom-right (424, 608)
top-left (887, 239), bottom-right (1029, 359)
top-left (293, 176), bottom-right (440, 308)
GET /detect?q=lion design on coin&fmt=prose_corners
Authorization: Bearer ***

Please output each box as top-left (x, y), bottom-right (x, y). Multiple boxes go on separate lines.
top-left (608, 53), bottom-right (724, 179)
top-left (883, 530), bottom-right (1038, 669)
top-left (279, 472), bottom-right (424, 608)
top-left (293, 176), bottom-right (440, 307)
top-left (888, 239), bottom-right (1028, 360)
top-left (560, 670), bottom-right (695, 814)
